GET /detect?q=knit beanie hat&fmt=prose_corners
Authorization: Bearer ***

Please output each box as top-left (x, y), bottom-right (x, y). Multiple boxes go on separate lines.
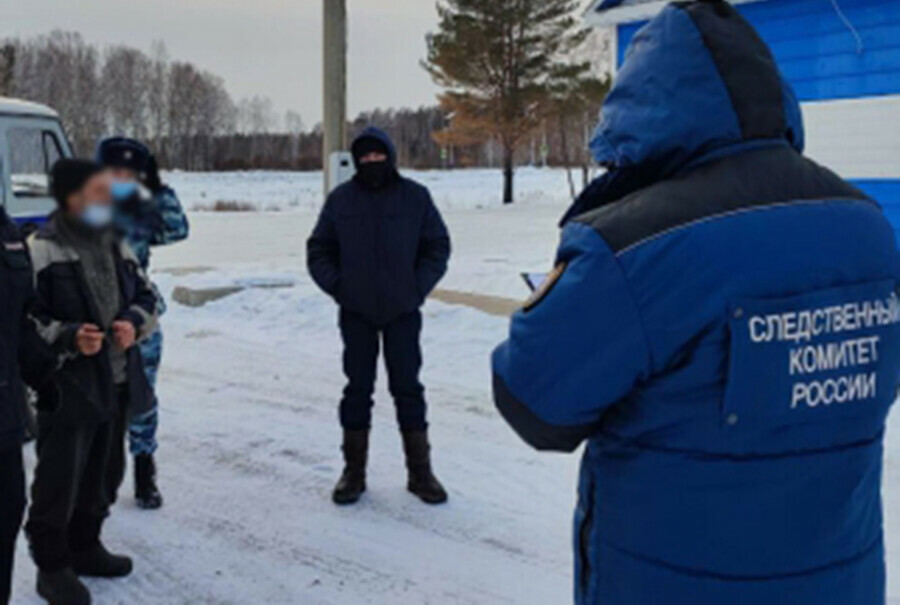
top-left (50, 158), bottom-right (103, 208)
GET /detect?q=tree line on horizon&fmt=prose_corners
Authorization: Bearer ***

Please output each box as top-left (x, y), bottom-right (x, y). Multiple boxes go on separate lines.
top-left (0, 4), bottom-right (609, 202)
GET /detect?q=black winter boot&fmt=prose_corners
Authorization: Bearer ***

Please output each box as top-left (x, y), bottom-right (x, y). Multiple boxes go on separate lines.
top-left (134, 454), bottom-right (164, 510)
top-left (332, 430), bottom-right (369, 505)
top-left (71, 543), bottom-right (133, 578)
top-left (402, 430), bottom-right (448, 504)
top-left (36, 568), bottom-right (91, 605)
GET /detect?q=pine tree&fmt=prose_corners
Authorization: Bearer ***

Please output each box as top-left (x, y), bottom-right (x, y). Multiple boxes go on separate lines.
top-left (425, 0), bottom-right (591, 203)
top-left (545, 66), bottom-right (610, 198)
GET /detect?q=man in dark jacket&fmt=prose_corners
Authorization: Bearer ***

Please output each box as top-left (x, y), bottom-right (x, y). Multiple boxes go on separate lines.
top-left (24, 159), bottom-right (158, 605)
top-left (493, 2), bottom-right (900, 604)
top-left (97, 136), bottom-right (190, 510)
top-left (0, 207), bottom-right (28, 605)
top-left (0, 206), bottom-right (56, 604)
top-left (308, 127), bottom-right (451, 506)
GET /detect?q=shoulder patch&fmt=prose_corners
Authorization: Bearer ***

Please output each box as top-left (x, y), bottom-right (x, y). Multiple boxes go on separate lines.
top-left (523, 262), bottom-right (567, 312)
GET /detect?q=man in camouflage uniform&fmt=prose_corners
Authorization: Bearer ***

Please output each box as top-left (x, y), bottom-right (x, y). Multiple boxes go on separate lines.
top-left (97, 137), bottom-right (189, 510)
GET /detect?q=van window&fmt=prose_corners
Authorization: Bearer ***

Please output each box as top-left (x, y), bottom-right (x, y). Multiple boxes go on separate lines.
top-left (8, 128), bottom-right (63, 198)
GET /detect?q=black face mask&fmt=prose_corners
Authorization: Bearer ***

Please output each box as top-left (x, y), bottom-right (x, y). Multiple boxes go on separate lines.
top-left (355, 161), bottom-right (394, 191)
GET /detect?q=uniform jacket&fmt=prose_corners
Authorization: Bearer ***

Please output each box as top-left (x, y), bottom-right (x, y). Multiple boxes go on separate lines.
top-left (492, 3), bottom-right (900, 604)
top-left (307, 128), bottom-right (451, 326)
top-left (116, 186), bottom-right (189, 315)
top-left (28, 213), bottom-right (159, 427)
top-left (0, 208), bottom-right (55, 449)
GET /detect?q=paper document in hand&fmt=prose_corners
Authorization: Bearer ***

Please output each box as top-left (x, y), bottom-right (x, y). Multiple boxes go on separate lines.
top-left (522, 273), bottom-right (549, 292)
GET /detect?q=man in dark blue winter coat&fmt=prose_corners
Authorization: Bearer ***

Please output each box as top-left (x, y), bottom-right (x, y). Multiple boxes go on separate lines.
top-left (308, 127), bottom-right (451, 506)
top-left (493, 2), bottom-right (900, 604)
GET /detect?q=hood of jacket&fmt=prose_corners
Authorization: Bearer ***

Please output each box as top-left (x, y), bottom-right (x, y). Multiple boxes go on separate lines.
top-left (350, 127), bottom-right (398, 170)
top-left (589, 0), bottom-right (804, 177)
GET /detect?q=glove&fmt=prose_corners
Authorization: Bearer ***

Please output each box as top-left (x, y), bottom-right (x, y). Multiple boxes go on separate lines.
top-left (142, 155), bottom-right (164, 192)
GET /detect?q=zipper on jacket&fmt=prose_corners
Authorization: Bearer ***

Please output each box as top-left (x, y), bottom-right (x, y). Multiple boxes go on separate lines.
top-left (579, 500), bottom-right (594, 595)
top-left (375, 191), bottom-right (384, 322)
top-left (578, 481), bottom-right (595, 602)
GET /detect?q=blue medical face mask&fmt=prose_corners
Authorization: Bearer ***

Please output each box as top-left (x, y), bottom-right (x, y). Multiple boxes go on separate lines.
top-left (80, 204), bottom-right (114, 229)
top-left (111, 180), bottom-right (139, 202)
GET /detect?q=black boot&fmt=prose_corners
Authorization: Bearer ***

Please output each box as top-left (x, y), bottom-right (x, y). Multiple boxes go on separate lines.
top-left (36, 568), bottom-right (91, 605)
top-left (134, 454), bottom-right (164, 510)
top-left (71, 543), bottom-right (133, 578)
top-left (332, 430), bottom-right (369, 505)
top-left (402, 430), bottom-right (448, 504)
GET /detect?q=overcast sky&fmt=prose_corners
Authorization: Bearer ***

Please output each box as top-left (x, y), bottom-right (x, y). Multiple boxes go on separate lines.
top-left (6, 0), bottom-right (453, 128)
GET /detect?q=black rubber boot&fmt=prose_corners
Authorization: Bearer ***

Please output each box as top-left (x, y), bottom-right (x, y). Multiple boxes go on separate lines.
top-left (36, 568), bottom-right (91, 605)
top-left (134, 454), bottom-right (164, 510)
top-left (71, 543), bottom-right (133, 578)
top-left (332, 430), bottom-right (369, 505)
top-left (402, 430), bottom-right (448, 505)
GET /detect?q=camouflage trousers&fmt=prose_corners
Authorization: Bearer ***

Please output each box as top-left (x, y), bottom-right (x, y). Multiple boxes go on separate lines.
top-left (129, 328), bottom-right (162, 456)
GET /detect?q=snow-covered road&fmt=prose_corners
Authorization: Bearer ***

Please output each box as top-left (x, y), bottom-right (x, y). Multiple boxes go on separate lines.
top-left (10, 169), bottom-right (900, 604)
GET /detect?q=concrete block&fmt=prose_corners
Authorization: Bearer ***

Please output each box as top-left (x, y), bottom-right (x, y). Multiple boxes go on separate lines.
top-left (172, 285), bottom-right (245, 307)
top-left (171, 276), bottom-right (297, 308)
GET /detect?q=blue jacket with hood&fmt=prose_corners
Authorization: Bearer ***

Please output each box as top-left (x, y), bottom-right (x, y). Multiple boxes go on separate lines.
top-left (492, 2), bottom-right (900, 604)
top-left (307, 127), bottom-right (451, 326)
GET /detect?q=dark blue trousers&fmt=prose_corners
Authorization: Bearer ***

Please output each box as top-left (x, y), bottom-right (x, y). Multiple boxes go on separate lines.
top-left (339, 309), bottom-right (427, 432)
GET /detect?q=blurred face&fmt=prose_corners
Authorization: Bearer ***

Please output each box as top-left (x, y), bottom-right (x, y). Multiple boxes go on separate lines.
top-left (109, 166), bottom-right (139, 183)
top-left (359, 151), bottom-right (388, 165)
top-left (109, 166), bottom-right (141, 201)
top-left (66, 172), bottom-right (113, 226)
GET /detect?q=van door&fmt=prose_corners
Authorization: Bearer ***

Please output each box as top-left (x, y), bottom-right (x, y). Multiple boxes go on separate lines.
top-left (1, 115), bottom-right (72, 226)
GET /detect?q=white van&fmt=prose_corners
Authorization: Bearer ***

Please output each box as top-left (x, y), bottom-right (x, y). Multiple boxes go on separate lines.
top-left (0, 97), bottom-right (73, 227)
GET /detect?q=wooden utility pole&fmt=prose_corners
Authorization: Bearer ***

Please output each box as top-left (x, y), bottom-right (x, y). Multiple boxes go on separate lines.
top-left (322, 0), bottom-right (347, 194)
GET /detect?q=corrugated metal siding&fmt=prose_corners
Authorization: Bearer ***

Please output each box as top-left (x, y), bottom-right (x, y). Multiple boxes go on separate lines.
top-left (613, 0), bottom-right (900, 236)
top-left (617, 21), bottom-right (645, 66)
top-left (617, 0), bottom-right (900, 101)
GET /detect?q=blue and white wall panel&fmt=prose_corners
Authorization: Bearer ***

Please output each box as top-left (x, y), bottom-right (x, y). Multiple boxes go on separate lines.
top-left (614, 0), bottom-right (900, 237)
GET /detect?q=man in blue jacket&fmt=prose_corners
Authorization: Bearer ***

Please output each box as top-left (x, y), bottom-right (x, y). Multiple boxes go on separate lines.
top-left (492, 2), bottom-right (900, 604)
top-left (308, 127), bottom-right (451, 506)
top-left (97, 137), bottom-right (189, 510)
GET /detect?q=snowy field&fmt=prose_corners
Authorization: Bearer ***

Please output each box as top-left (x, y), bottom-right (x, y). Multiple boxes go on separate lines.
top-left (11, 168), bottom-right (900, 604)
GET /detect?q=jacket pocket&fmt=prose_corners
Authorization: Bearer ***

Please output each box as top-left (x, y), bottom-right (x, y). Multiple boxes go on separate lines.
top-left (47, 263), bottom-right (86, 317)
top-left (0, 247), bottom-right (32, 330)
top-left (36, 379), bottom-right (64, 416)
top-left (42, 364), bottom-right (107, 425)
top-left (0, 246), bottom-right (31, 271)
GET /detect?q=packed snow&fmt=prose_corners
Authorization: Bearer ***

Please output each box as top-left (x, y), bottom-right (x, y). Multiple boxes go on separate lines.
top-left (10, 168), bottom-right (900, 604)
